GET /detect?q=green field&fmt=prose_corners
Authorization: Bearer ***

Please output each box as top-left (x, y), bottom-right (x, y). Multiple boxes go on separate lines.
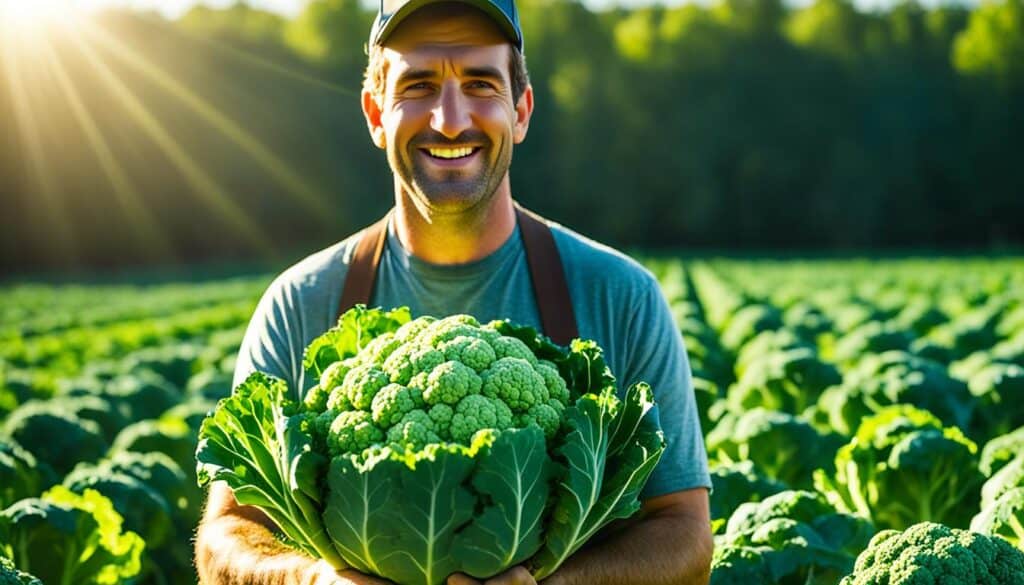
top-left (2, 257), bottom-right (1023, 583)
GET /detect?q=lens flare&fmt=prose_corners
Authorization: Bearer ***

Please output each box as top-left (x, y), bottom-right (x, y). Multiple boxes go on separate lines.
top-left (0, 0), bottom-right (81, 32)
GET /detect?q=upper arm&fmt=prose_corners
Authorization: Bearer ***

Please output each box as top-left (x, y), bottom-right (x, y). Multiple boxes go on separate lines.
top-left (623, 278), bottom-right (712, 498)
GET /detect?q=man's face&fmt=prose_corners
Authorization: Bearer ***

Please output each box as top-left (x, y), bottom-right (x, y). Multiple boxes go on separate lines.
top-left (362, 5), bottom-right (532, 216)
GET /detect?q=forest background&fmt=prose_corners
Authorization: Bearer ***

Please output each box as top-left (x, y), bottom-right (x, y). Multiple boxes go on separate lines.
top-left (2, 0), bottom-right (1022, 275)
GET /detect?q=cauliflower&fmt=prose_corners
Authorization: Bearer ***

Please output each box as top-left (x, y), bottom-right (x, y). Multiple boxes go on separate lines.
top-left (304, 311), bottom-right (595, 459)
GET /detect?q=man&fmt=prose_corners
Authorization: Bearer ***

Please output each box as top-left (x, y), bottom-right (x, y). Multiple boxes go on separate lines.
top-left (193, 0), bottom-right (713, 583)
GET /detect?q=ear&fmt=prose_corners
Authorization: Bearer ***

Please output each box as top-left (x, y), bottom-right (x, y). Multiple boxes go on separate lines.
top-left (362, 88), bottom-right (387, 149)
top-left (513, 84), bottom-right (534, 144)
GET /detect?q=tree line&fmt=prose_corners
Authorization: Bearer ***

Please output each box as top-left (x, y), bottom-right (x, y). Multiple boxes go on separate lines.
top-left (1, 0), bottom-right (1021, 274)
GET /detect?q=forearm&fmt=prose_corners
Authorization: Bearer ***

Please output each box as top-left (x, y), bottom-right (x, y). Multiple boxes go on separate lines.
top-left (542, 512), bottom-right (712, 585)
top-left (195, 512), bottom-right (319, 585)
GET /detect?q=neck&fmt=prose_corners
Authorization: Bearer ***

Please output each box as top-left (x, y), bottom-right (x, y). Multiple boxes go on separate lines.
top-left (392, 178), bottom-right (517, 265)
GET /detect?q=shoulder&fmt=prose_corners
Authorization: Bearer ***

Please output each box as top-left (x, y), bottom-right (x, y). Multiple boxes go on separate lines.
top-left (548, 221), bottom-right (660, 294)
top-left (257, 232), bottom-right (366, 311)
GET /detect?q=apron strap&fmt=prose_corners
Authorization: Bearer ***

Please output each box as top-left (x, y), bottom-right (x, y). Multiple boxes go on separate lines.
top-left (514, 204), bottom-right (579, 346)
top-left (337, 205), bottom-right (579, 346)
top-left (337, 211), bottom-right (391, 316)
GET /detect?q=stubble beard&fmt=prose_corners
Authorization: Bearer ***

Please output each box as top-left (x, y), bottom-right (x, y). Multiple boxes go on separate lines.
top-left (390, 132), bottom-right (511, 220)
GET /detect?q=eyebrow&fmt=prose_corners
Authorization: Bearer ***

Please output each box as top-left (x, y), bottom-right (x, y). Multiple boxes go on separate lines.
top-left (394, 65), bottom-right (507, 87)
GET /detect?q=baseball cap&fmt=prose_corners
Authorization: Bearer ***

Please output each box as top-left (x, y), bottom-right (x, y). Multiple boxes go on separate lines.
top-left (369, 0), bottom-right (524, 52)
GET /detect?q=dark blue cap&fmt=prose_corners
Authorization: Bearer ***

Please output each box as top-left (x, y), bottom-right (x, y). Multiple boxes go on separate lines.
top-left (369, 0), bottom-right (523, 52)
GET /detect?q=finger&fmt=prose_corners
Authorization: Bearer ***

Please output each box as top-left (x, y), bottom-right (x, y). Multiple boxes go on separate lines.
top-left (448, 572), bottom-right (484, 585)
top-left (484, 566), bottom-right (536, 585)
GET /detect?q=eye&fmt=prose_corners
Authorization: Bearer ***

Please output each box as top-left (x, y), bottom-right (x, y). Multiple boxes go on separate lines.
top-left (467, 80), bottom-right (497, 90)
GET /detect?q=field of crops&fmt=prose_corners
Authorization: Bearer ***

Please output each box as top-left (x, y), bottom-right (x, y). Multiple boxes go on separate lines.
top-left (2, 258), bottom-right (1023, 584)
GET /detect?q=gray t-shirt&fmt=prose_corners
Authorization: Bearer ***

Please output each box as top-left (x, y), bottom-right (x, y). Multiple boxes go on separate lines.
top-left (233, 217), bottom-right (711, 497)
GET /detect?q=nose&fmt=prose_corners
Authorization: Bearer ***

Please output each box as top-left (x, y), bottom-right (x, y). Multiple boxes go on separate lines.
top-left (430, 80), bottom-right (472, 139)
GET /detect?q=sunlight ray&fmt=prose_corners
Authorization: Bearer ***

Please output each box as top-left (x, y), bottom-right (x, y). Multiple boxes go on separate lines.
top-left (80, 20), bottom-right (339, 225)
top-left (38, 33), bottom-right (180, 263)
top-left (1, 39), bottom-right (79, 263)
top-left (138, 12), bottom-right (358, 99)
top-left (66, 28), bottom-right (280, 261)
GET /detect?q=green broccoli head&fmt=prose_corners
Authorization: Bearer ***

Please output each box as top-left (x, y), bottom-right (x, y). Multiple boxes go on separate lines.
top-left (304, 310), bottom-right (619, 459)
top-left (707, 408), bottom-right (841, 489)
top-left (815, 405), bottom-right (984, 531)
top-left (713, 490), bottom-right (873, 585)
top-left (839, 521), bottom-right (1024, 584)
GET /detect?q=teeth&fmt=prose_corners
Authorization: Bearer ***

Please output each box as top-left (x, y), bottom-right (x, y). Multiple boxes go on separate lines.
top-left (427, 147), bottom-right (474, 159)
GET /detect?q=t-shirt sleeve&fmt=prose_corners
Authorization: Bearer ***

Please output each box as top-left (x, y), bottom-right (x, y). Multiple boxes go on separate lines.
top-left (232, 276), bottom-right (308, 401)
top-left (621, 274), bottom-right (712, 498)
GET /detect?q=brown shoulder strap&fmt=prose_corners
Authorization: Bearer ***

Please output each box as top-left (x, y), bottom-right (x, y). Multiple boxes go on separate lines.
top-left (337, 206), bottom-right (579, 346)
top-left (515, 204), bottom-right (579, 346)
top-left (337, 211), bottom-right (391, 316)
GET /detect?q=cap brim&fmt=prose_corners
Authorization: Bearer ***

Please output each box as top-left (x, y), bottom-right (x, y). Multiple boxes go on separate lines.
top-left (373, 0), bottom-right (521, 50)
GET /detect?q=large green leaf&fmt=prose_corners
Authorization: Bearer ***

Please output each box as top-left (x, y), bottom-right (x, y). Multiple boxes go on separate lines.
top-left (195, 372), bottom-right (342, 567)
top-left (531, 383), bottom-right (664, 580)
top-left (452, 426), bottom-right (554, 578)
top-left (325, 443), bottom-right (479, 585)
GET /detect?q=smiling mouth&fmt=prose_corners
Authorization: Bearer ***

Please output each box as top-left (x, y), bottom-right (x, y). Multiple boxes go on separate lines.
top-left (422, 147), bottom-right (480, 160)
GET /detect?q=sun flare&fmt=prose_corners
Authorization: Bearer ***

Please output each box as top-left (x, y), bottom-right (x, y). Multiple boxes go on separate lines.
top-left (0, 0), bottom-right (82, 32)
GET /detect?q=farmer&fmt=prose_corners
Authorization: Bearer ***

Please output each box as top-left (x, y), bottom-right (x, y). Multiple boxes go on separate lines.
top-left (194, 0), bottom-right (713, 583)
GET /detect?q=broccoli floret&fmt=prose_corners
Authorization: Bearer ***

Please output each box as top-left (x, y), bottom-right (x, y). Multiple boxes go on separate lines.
top-left (303, 384), bottom-right (331, 413)
top-left (328, 411), bottom-right (384, 457)
top-left (382, 344), bottom-right (419, 385)
top-left (839, 521), bottom-right (1024, 584)
top-left (370, 383), bottom-right (417, 427)
top-left (427, 403), bottom-right (454, 441)
top-left (450, 395), bottom-right (514, 443)
top-left (341, 365), bottom-right (391, 410)
top-left (441, 336), bottom-right (497, 373)
top-left (516, 402), bottom-right (561, 440)
top-left (387, 411), bottom-right (439, 451)
top-left (424, 361), bottom-right (482, 406)
top-left (489, 336), bottom-right (538, 365)
top-left (537, 360), bottom-right (570, 406)
top-left (481, 357), bottom-right (547, 413)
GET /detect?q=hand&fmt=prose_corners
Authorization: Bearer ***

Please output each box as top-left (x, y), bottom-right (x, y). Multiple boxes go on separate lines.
top-left (307, 559), bottom-right (395, 585)
top-left (447, 566), bottom-right (537, 585)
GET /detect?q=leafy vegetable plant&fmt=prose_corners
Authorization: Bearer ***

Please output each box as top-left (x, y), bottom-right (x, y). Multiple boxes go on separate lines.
top-left (196, 305), bottom-right (665, 584)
